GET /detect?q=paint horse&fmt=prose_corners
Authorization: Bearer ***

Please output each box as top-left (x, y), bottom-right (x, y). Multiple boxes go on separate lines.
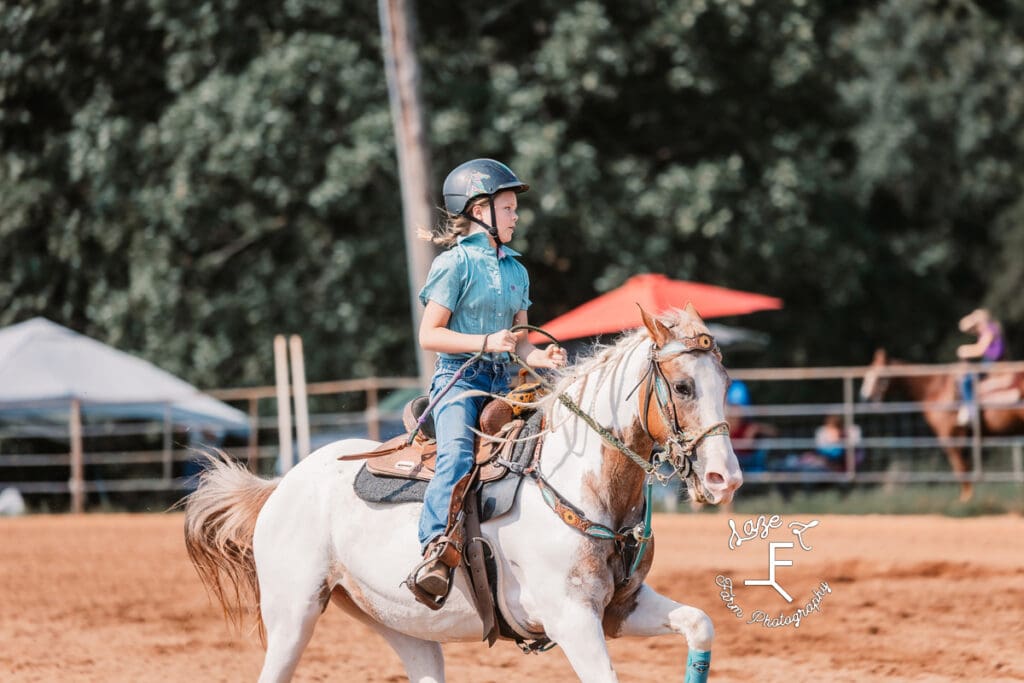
top-left (183, 306), bottom-right (742, 682)
top-left (860, 348), bottom-right (1024, 501)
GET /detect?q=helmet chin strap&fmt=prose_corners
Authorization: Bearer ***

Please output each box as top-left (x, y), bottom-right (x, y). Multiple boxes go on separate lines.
top-left (463, 199), bottom-right (503, 247)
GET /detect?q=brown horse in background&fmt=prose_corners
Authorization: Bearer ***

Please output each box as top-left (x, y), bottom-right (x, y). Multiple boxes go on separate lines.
top-left (860, 349), bottom-right (1024, 501)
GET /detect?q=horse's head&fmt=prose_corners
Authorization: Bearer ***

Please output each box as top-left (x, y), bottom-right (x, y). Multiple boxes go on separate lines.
top-left (639, 304), bottom-right (743, 505)
top-left (859, 348), bottom-right (891, 402)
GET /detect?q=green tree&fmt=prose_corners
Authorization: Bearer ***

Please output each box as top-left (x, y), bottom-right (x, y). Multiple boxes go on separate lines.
top-left (131, 32), bottom-right (406, 384)
top-left (4, 0), bottom-right (1024, 390)
top-left (0, 0), bottom-right (169, 336)
top-left (836, 0), bottom-right (1024, 357)
top-left (420, 0), bottom-right (881, 366)
top-left (2, 1), bottom-right (414, 386)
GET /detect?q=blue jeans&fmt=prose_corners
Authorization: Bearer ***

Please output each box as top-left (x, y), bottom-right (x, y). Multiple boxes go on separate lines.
top-left (418, 357), bottom-right (511, 551)
top-left (960, 360), bottom-right (992, 404)
top-left (961, 375), bottom-right (975, 403)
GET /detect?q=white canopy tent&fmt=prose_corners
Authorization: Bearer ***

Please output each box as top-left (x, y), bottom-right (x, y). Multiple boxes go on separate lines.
top-left (0, 318), bottom-right (247, 427)
top-left (0, 318), bottom-right (249, 511)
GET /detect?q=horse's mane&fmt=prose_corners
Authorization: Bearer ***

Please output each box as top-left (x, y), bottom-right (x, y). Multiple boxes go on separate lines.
top-left (537, 309), bottom-right (710, 420)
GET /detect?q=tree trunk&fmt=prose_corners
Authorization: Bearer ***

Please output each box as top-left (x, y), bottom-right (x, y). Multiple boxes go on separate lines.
top-left (378, 0), bottom-right (436, 389)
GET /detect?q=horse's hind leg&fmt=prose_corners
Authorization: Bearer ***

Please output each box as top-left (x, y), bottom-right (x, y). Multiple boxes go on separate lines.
top-left (255, 542), bottom-right (330, 682)
top-left (326, 586), bottom-right (445, 682)
top-left (610, 584), bottom-right (715, 682)
top-left (368, 623), bottom-right (445, 683)
top-left (258, 584), bottom-right (325, 683)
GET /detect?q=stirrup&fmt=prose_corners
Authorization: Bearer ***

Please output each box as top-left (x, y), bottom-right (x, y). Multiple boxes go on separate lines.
top-left (405, 543), bottom-right (456, 610)
top-left (416, 556), bottom-right (451, 596)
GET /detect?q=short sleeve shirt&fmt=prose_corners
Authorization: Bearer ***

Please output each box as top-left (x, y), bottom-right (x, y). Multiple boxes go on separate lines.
top-left (983, 322), bottom-right (1005, 361)
top-left (418, 232), bottom-right (532, 360)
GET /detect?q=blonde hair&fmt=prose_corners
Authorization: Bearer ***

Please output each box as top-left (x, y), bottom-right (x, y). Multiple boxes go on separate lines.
top-left (418, 196), bottom-right (490, 247)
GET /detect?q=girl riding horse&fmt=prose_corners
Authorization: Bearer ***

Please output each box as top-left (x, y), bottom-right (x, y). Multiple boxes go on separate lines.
top-left (956, 308), bottom-right (1016, 425)
top-left (413, 159), bottom-right (566, 601)
top-left (183, 306), bottom-right (742, 682)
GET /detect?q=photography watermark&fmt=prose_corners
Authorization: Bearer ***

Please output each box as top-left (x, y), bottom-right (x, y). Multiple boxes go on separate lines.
top-left (715, 515), bottom-right (833, 629)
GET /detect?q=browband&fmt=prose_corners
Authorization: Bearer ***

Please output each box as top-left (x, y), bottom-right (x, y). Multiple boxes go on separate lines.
top-left (657, 333), bottom-right (721, 361)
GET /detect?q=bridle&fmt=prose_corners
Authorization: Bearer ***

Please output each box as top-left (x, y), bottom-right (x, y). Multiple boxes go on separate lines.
top-left (508, 326), bottom-right (731, 488)
top-left (629, 332), bottom-right (731, 484)
top-left (492, 325), bottom-right (735, 581)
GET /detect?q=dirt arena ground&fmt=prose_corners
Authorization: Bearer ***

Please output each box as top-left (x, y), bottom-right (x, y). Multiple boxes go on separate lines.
top-left (2, 512), bottom-right (1022, 682)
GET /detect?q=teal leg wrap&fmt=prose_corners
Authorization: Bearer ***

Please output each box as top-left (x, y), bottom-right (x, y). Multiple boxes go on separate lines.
top-left (685, 649), bottom-right (711, 683)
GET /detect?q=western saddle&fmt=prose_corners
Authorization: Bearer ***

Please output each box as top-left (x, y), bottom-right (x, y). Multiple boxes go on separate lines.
top-left (354, 394), bottom-right (526, 484)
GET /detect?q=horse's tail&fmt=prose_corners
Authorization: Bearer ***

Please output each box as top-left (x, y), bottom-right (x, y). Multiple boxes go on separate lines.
top-left (180, 450), bottom-right (279, 640)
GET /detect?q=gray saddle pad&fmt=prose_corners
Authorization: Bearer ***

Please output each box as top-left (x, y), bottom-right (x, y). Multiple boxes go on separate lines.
top-left (353, 411), bottom-right (543, 523)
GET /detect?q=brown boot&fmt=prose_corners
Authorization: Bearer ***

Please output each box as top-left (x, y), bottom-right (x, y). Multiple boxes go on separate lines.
top-left (413, 540), bottom-right (453, 598)
top-left (415, 556), bottom-right (451, 596)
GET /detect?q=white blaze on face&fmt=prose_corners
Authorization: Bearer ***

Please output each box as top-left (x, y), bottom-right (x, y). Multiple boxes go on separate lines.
top-left (687, 353), bottom-right (743, 505)
top-left (860, 367), bottom-right (878, 402)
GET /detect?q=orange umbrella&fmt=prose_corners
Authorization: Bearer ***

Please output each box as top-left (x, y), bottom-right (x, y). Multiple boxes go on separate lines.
top-left (529, 273), bottom-right (782, 343)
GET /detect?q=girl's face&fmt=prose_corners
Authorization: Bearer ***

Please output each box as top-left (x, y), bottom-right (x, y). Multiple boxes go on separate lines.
top-left (472, 190), bottom-right (519, 244)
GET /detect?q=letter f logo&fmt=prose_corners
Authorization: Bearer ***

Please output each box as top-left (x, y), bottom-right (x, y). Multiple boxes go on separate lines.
top-left (744, 542), bottom-right (794, 602)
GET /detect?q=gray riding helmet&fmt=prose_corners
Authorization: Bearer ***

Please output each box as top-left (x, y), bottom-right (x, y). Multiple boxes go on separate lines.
top-left (442, 158), bottom-right (529, 215)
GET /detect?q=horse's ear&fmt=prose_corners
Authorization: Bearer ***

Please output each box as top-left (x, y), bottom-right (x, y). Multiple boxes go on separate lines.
top-left (683, 302), bottom-right (705, 325)
top-left (639, 305), bottom-right (672, 348)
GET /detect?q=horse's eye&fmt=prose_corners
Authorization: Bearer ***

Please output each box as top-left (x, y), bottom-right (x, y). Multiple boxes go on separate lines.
top-left (673, 379), bottom-right (695, 399)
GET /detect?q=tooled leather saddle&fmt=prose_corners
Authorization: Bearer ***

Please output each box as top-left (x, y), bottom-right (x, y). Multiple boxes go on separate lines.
top-left (357, 395), bottom-right (518, 483)
top-left (347, 394), bottom-right (543, 515)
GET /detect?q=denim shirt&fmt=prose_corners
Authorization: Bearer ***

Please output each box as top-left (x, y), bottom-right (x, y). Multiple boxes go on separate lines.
top-left (418, 232), bottom-right (531, 361)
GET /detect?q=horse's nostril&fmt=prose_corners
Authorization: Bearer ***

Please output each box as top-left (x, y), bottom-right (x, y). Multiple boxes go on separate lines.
top-left (706, 472), bottom-right (725, 487)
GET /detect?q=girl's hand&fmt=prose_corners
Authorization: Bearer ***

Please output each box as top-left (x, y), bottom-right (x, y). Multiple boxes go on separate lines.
top-left (484, 329), bottom-right (522, 354)
top-left (527, 345), bottom-right (567, 369)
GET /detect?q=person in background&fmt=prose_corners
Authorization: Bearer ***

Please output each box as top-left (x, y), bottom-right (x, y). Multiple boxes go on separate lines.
top-left (956, 308), bottom-right (1016, 425)
top-left (957, 308), bottom-right (1005, 363)
top-left (776, 414), bottom-right (862, 474)
top-left (807, 414), bottom-right (862, 472)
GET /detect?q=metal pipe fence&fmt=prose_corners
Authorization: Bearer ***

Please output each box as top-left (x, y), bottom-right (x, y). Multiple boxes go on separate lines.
top-left (0, 362), bottom-right (1021, 509)
top-left (729, 361), bottom-right (1024, 486)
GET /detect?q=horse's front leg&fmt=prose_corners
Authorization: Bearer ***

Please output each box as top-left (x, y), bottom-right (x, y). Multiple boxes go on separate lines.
top-left (503, 593), bottom-right (614, 683)
top-left (541, 599), bottom-right (620, 683)
top-left (611, 584), bottom-right (714, 683)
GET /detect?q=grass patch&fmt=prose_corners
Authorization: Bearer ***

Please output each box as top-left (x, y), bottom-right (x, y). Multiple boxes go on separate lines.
top-left (721, 482), bottom-right (1024, 516)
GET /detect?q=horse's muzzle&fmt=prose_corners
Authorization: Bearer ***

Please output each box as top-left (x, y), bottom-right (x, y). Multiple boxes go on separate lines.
top-left (701, 469), bottom-right (743, 505)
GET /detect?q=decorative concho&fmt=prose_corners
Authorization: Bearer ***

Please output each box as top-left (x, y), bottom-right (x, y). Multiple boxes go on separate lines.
top-left (658, 333), bottom-right (721, 361)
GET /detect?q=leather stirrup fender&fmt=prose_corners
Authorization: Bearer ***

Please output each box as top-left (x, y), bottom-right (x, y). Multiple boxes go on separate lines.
top-left (464, 486), bottom-right (498, 645)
